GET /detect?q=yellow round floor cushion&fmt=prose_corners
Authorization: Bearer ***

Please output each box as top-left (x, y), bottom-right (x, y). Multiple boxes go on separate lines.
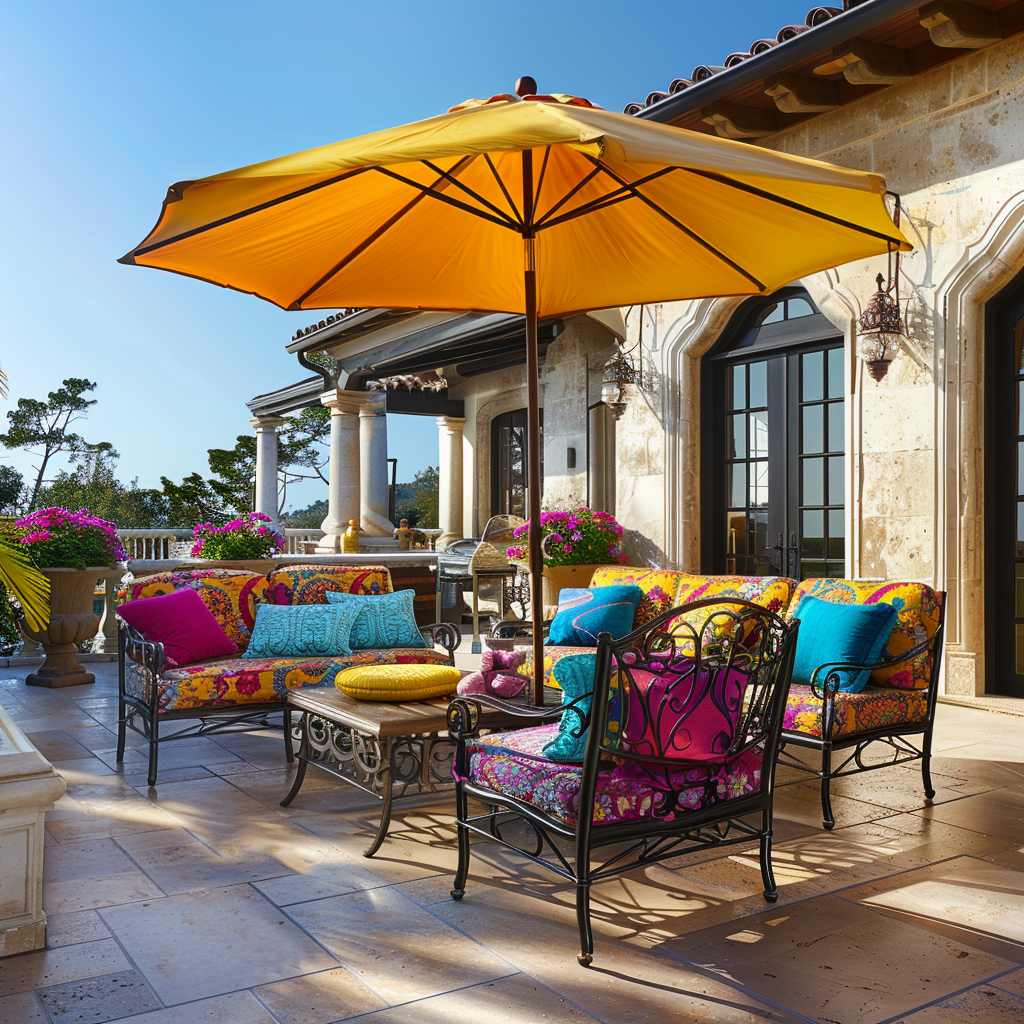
top-left (334, 664), bottom-right (463, 701)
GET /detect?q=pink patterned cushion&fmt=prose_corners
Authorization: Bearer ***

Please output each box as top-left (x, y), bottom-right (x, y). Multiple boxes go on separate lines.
top-left (783, 684), bottom-right (928, 739)
top-left (117, 588), bottom-right (236, 668)
top-left (466, 723), bottom-right (762, 826)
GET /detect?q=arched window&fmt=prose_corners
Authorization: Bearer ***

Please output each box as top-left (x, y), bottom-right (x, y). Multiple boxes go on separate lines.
top-left (703, 288), bottom-right (846, 580)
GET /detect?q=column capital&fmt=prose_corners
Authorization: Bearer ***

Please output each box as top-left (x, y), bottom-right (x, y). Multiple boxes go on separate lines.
top-left (436, 415), bottom-right (467, 432)
top-left (249, 415), bottom-right (285, 431)
top-left (358, 392), bottom-right (387, 418)
top-left (320, 389), bottom-right (367, 414)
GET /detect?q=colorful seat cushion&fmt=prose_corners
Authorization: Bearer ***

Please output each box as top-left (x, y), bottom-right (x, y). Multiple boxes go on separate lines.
top-left (667, 576), bottom-right (796, 648)
top-left (790, 596), bottom-right (899, 694)
top-left (782, 684), bottom-right (928, 739)
top-left (121, 569), bottom-right (270, 651)
top-left (325, 589), bottom-right (425, 648)
top-left (542, 653), bottom-right (601, 761)
top-left (785, 580), bottom-right (943, 689)
top-left (334, 663), bottom-right (462, 701)
top-left (547, 586), bottom-right (643, 646)
top-left (243, 603), bottom-right (362, 659)
top-left (265, 564), bottom-right (393, 605)
top-left (149, 648), bottom-right (450, 712)
top-left (526, 645), bottom-right (600, 691)
top-left (466, 723), bottom-right (762, 826)
top-left (116, 588), bottom-right (237, 668)
top-left (589, 567), bottom-right (690, 629)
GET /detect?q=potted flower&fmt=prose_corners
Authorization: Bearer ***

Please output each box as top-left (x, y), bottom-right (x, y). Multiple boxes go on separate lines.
top-left (190, 512), bottom-right (284, 566)
top-left (11, 508), bottom-right (126, 688)
top-left (505, 506), bottom-right (626, 609)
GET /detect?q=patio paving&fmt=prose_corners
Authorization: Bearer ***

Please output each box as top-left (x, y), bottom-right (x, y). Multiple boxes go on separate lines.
top-left (1, 663), bottom-right (1023, 1024)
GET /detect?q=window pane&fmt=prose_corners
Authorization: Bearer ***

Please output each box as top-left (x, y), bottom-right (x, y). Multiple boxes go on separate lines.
top-left (729, 414), bottom-right (746, 459)
top-left (802, 405), bottom-right (823, 454)
top-left (829, 456), bottom-right (845, 505)
top-left (802, 509), bottom-right (824, 558)
top-left (828, 347), bottom-right (844, 399)
top-left (1019, 440), bottom-right (1024, 495)
top-left (760, 303), bottom-right (783, 324)
top-left (730, 463), bottom-right (746, 507)
top-left (1016, 563), bottom-right (1024, 618)
top-left (803, 458), bottom-right (824, 506)
top-left (823, 562), bottom-right (846, 579)
top-left (802, 351), bottom-right (824, 402)
top-left (828, 509), bottom-right (845, 559)
top-left (787, 297), bottom-right (815, 319)
top-left (828, 401), bottom-right (844, 454)
top-left (751, 460), bottom-right (769, 507)
top-left (749, 361), bottom-right (767, 408)
top-left (801, 560), bottom-right (826, 581)
top-left (726, 512), bottom-right (746, 557)
top-left (730, 364), bottom-right (745, 411)
top-left (749, 511), bottom-right (768, 557)
top-left (1017, 623), bottom-right (1024, 675)
top-left (1018, 380), bottom-right (1024, 435)
top-left (750, 409), bottom-right (769, 458)
top-left (1018, 503), bottom-right (1024, 554)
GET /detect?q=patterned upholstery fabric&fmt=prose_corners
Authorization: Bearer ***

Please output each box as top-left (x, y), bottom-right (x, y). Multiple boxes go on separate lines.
top-left (782, 684), bottom-right (929, 739)
top-left (465, 723), bottom-right (762, 826)
top-left (122, 570), bottom-right (269, 651)
top-left (264, 564), bottom-right (393, 605)
top-left (139, 647), bottom-right (450, 711)
top-left (589, 566), bottom-right (692, 629)
top-left (667, 576), bottom-right (795, 637)
top-left (525, 645), bottom-right (596, 691)
top-left (786, 579), bottom-right (943, 689)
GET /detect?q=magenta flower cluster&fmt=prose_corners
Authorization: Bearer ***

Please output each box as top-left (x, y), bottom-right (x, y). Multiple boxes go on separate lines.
top-left (506, 506), bottom-right (627, 567)
top-left (191, 512), bottom-right (284, 558)
top-left (16, 507), bottom-right (127, 564)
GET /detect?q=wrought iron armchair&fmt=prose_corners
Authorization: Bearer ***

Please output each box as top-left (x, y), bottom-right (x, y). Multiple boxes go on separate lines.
top-left (117, 617), bottom-right (461, 787)
top-left (447, 598), bottom-right (798, 965)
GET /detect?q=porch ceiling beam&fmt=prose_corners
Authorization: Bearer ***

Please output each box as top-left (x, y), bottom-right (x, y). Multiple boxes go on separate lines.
top-left (813, 41), bottom-right (913, 85)
top-left (764, 74), bottom-right (841, 114)
top-left (701, 101), bottom-right (779, 139)
top-left (919, 1), bottom-right (1003, 48)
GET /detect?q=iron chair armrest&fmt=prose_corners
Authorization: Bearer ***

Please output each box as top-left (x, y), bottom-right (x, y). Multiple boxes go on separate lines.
top-left (117, 616), bottom-right (166, 675)
top-left (808, 636), bottom-right (935, 700)
top-left (446, 693), bottom-right (569, 741)
top-left (490, 618), bottom-right (552, 640)
top-left (419, 622), bottom-right (461, 664)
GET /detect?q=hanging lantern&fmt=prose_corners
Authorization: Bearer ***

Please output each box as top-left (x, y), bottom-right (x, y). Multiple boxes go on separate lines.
top-left (600, 350), bottom-right (637, 419)
top-left (857, 192), bottom-right (906, 382)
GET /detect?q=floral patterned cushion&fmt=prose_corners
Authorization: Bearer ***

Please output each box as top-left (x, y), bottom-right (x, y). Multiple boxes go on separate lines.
top-left (264, 564), bottom-right (393, 605)
top-left (524, 645), bottom-right (596, 691)
top-left (466, 723), bottom-right (762, 826)
top-left (122, 570), bottom-right (270, 651)
top-left (782, 684), bottom-right (928, 739)
top-left (589, 566), bottom-right (691, 629)
top-left (667, 575), bottom-right (795, 638)
top-left (786, 580), bottom-right (943, 689)
top-left (138, 647), bottom-right (451, 711)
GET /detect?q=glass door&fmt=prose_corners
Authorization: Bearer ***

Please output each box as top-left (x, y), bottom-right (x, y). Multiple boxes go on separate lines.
top-left (491, 409), bottom-right (542, 519)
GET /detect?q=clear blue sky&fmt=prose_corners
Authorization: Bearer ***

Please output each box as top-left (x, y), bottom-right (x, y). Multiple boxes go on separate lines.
top-left (0, 0), bottom-right (805, 512)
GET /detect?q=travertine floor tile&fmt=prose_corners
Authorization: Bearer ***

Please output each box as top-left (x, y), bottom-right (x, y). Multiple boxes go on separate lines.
top-left (45, 909), bottom-right (111, 948)
top-left (663, 894), bottom-right (1015, 1024)
top-left (36, 968), bottom-right (160, 1022)
top-left (42, 838), bottom-right (165, 915)
top-left (892, 983), bottom-right (1024, 1022)
top-left (910, 788), bottom-right (1024, 844)
top-left (101, 991), bottom-right (280, 1023)
top-left (98, 884), bottom-right (338, 1005)
top-left (0, 939), bottom-right (131, 998)
top-left (287, 887), bottom-right (513, 1004)
top-left (254, 965), bottom-right (386, 1023)
top-left (0, 990), bottom-right (46, 1021)
top-left (25, 729), bottom-right (95, 762)
top-left (992, 966), bottom-right (1024, 996)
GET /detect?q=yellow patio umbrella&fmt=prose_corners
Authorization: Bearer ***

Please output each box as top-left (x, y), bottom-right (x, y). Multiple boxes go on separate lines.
top-left (121, 81), bottom-right (910, 700)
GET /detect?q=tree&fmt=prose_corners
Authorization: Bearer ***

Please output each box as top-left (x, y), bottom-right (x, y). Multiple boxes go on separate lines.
top-left (0, 379), bottom-right (114, 510)
top-left (159, 473), bottom-right (227, 526)
top-left (207, 436), bottom-right (256, 515)
top-left (0, 466), bottom-right (23, 514)
top-left (409, 466), bottom-right (439, 528)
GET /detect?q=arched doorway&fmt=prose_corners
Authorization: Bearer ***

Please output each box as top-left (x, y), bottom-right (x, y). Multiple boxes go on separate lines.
top-left (490, 408), bottom-right (542, 519)
top-left (702, 288), bottom-right (845, 579)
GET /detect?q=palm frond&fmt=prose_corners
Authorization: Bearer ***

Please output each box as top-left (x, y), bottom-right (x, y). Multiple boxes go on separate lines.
top-left (0, 535), bottom-right (50, 632)
top-left (0, 364), bottom-right (7, 399)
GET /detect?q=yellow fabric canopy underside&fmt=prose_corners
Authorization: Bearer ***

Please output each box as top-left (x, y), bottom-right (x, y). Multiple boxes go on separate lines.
top-left (123, 99), bottom-right (910, 316)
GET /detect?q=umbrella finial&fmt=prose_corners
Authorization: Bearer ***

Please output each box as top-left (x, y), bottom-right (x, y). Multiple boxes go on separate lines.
top-left (515, 76), bottom-right (537, 97)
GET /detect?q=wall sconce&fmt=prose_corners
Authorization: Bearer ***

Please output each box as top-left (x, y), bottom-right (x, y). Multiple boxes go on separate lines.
top-left (367, 369), bottom-right (448, 393)
top-left (857, 193), bottom-right (907, 382)
top-left (601, 306), bottom-right (657, 419)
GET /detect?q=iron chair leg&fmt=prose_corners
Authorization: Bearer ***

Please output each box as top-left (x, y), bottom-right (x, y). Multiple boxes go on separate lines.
top-left (116, 701), bottom-right (127, 763)
top-left (576, 879), bottom-right (594, 967)
top-left (759, 808), bottom-right (778, 902)
top-left (921, 726), bottom-right (936, 799)
top-left (283, 707), bottom-right (295, 763)
top-left (450, 781), bottom-right (472, 900)
top-left (820, 743), bottom-right (835, 830)
top-left (146, 714), bottom-right (160, 787)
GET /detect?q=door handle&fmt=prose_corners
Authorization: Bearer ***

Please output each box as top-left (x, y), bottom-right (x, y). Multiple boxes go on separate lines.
top-left (771, 532), bottom-right (784, 575)
top-left (787, 531), bottom-right (799, 578)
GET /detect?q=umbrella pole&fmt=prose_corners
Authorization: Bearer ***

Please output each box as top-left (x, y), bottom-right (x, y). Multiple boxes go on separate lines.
top-left (522, 150), bottom-right (545, 707)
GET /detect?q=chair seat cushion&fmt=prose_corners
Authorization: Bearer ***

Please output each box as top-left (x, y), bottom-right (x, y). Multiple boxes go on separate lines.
top-left (465, 723), bottom-right (762, 826)
top-left (151, 648), bottom-right (450, 711)
top-left (334, 663), bottom-right (461, 701)
top-left (526, 645), bottom-right (597, 691)
top-left (782, 684), bottom-right (928, 739)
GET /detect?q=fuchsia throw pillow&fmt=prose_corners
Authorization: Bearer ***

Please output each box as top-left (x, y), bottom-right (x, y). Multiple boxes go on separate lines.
top-left (619, 658), bottom-right (750, 763)
top-left (118, 588), bottom-right (238, 668)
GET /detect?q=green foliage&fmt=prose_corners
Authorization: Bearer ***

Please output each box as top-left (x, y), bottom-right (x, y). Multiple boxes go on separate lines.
top-left (408, 466), bottom-right (438, 529)
top-left (0, 582), bottom-right (18, 646)
top-left (506, 507), bottom-right (625, 568)
top-left (280, 498), bottom-right (328, 529)
top-left (0, 378), bottom-right (112, 510)
top-left (207, 435), bottom-right (255, 515)
top-left (0, 465), bottom-right (23, 514)
top-left (159, 473), bottom-right (227, 526)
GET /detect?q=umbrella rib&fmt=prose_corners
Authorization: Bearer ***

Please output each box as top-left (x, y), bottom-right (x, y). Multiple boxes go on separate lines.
top-left (533, 166), bottom-right (604, 230)
top-left (372, 166), bottom-right (520, 230)
top-left (533, 146), bottom-right (552, 217)
top-left (127, 166), bottom-right (373, 258)
top-left (481, 154), bottom-right (523, 225)
top-left (423, 158), bottom-right (521, 227)
top-left (678, 166), bottom-right (905, 245)
top-left (584, 156), bottom-right (768, 292)
top-left (534, 167), bottom-right (678, 231)
top-left (290, 158), bottom-right (484, 308)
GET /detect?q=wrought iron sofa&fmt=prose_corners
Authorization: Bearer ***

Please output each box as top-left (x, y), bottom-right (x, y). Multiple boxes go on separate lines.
top-left (117, 564), bottom-right (459, 786)
top-left (449, 598), bottom-right (799, 965)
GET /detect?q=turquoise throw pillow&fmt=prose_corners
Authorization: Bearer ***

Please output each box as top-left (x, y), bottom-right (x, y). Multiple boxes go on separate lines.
top-left (542, 653), bottom-right (598, 762)
top-left (791, 596), bottom-right (900, 693)
top-left (243, 603), bottom-right (360, 659)
top-left (546, 585), bottom-right (643, 647)
top-left (325, 590), bottom-right (426, 649)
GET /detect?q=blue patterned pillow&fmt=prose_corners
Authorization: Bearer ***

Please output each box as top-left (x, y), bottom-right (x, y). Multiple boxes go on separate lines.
top-left (542, 653), bottom-right (599, 762)
top-left (242, 603), bottom-right (361, 659)
top-left (547, 586), bottom-right (643, 647)
top-left (325, 590), bottom-right (426, 649)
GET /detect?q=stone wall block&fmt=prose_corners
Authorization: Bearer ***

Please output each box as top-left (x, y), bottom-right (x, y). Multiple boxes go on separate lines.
top-left (985, 36), bottom-right (1024, 92)
top-left (860, 389), bottom-right (933, 453)
top-left (861, 450), bottom-right (935, 517)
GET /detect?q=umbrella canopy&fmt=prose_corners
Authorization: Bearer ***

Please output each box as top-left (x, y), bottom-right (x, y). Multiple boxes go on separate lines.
top-left (122, 87), bottom-right (910, 702)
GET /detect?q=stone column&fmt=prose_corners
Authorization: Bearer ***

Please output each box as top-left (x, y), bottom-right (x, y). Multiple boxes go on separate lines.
top-left (250, 416), bottom-right (285, 525)
top-left (359, 394), bottom-right (394, 536)
top-left (437, 416), bottom-right (466, 550)
top-left (317, 391), bottom-right (363, 553)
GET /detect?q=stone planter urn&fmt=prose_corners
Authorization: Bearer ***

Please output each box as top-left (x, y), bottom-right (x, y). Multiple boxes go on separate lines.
top-left (542, 563), bottom-right (602, 613)
top-left (20, 568), bottom-right (103, 688)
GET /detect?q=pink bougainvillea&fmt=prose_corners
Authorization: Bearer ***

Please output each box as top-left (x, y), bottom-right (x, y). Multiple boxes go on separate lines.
top-left (507, 506), bottom-right (628, 567)
top-left (191, 512), bottom-right (284, 559)
top-left (14, 507), bottom-right (127, 569)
